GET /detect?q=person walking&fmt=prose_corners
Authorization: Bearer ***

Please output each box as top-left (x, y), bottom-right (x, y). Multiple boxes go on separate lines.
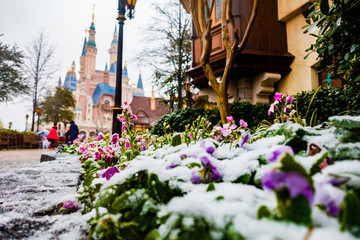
top-left (47, 125), bottom-right (58, 149)
top-left (69, 120), bottom-right (79, 143)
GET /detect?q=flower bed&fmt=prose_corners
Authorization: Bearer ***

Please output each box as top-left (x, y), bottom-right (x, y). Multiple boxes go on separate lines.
top-left (60, 101), bottom-right (360, 240)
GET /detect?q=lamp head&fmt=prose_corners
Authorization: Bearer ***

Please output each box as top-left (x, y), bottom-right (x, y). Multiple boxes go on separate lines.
top-left (170, 92), bottom-right (175, 102)
top-left (126, 0), bottom-right (137, 19)
top-left (26, 114), bottom-right (29, 120)
top-left (184, 79), bottom-right (191, 92)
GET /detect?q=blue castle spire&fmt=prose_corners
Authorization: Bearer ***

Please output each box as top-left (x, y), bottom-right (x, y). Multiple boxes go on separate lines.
top-left (137, 71), bottom-right (144, 90)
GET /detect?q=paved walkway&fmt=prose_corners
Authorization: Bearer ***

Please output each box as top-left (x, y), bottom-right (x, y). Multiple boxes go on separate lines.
top-left (0, 149), bottom-right (57, 174)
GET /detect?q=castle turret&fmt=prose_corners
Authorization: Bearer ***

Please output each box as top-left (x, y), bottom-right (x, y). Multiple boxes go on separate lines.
top-left (133, 70), bottom-right (145, 97)
top-left (85, 8), bottom-right (97, 75)
top-left (104, 63), bottom-right (109, 85)
top-left (79, 30), bottom-right (87, 79)
top-left (63, 61), bottom-right (77, 91)
top-left (109, 25), bottom-right (118, 65)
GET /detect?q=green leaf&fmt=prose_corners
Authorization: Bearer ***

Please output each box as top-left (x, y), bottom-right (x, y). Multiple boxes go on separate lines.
top-left (257, 205), bottom-right (272, 219)
top-left (309, 151), bottom-right (328, 176)
top-left (320, 0), bottom-right (329, 15)
top-left (338, 191), bottom-right (360, 235)
top-left (145, 231), bottom-right (160, 240)
top-left (171, 133), bottom-right (182, 147)
top-left (279, 153), bottom-right (314, 190)
top-left (283, 195), bottom-right (312, 226)
top-left (83, 174), bottom-right (94, 187)
top-left (206, 182), bottom-right (215, 192)
top-left (329, 116), bottom-right (360, 130)
top-left (186, 162), bottom-right (202, 169)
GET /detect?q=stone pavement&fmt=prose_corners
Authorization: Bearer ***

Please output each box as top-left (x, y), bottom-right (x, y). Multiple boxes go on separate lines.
top-left (0, 149), bottom-right (57, 174)
top-left (0, 152), bottom-right (88, 239)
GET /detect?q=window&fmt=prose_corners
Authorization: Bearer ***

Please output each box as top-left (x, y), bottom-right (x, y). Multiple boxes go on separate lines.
top-left (104, 100), bottom-right (110, 107)
top-left (215, 0), bottom-right (222, 22)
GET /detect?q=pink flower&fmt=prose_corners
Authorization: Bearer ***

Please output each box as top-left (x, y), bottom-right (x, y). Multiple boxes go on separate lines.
top-left (118, 117), bottom-right (126, 123)
top-left (189, 134), bottom-right (193, 139)
top-left (226, 116), bottom-right (234, 122)
top-left (222, 129), bottom-right (232, 137)
top-left (268, 104), bottom-right (275, 116)
top-left (239, 119), bottom-right (248, 128)
top-left (133, 114), bottom-right (138, 120)
top-left (230, 124), bottom-right (237, 130)
top-left (94, 151), bottom-right (101, 160)
top-left (286, 96), bottom-right (294, 103)
top-left (223, 123), bottom-right (230, 129)
top-left (274, 92), bottom-right (283, 101)
top-left (79, 143), bottom-right (87, 153)
top-left (96, 133), bottom-right (103, 141)
top-left (125, 141), bottom-right (130, 150)
top-left (63, 201), bottom-right (80, 210)
top-left (284, 105), bottom-right (291, 113)
top-left (111, 134), bottom-right (119, 145)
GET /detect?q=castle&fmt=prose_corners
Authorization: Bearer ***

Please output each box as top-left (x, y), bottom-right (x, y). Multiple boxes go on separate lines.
top-left (60, 13), bottom-right (149, 138)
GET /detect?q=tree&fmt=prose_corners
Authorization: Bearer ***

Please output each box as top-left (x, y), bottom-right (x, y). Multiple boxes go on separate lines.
top-left (136, 0), bottom-right (192, 109)
top-left (40, 87), bottom-right (75, 125)
top-left (185, 0), bottom-right (258, 123)
top-left (304, 0), bottom-right (360, 108)
top-left (23, 32), bottom-right (56, 131)
top-left (0, 37), bottom-right (29, 102)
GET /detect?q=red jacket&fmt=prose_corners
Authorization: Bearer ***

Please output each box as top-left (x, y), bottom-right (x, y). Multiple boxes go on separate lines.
top-left (47, 127), bottom-right (58, 142)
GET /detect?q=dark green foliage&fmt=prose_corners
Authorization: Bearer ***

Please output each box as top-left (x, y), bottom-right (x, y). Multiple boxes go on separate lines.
top-left (304, 0), bottom-right (360, 109)
top-left (171, 133), bottom-right (182, 147)
top-left (152, 102), bottom-right (272, 135)
top-left (294, 88), bottom-right (359, 126)
top-left (282, 195), bottom-right (312, 226)
top-left (284, 129), bottom-right (312, 154)
top-left (257, 205), bottom-right (272, 220)
top-left (0, 38), bottom-right (29, 102)
top-left (338, 191), bottom-right (360, 237)
top-left (89, 171), bottom-right (183, 239)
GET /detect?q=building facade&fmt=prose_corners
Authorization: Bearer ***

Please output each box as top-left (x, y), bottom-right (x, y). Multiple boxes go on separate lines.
top-left (180, 0), bottom-right (322, 105)
top-left (61, 15), bottom-right (146, 137)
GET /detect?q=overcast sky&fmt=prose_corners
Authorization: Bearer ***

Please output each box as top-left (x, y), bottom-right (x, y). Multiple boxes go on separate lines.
top-left (0, 0), bottom-right (156, 131)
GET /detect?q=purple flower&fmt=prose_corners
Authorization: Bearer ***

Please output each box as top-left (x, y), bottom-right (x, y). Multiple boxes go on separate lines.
top-left (140, 144), bottom-right (146, 151)
top-left (98, 166), bottom-right (120, 180)
top-left (267, 145), bottom-right (294, 162)
top-left (192, 156), bottom-right (221, 184)
top-left (166, 164), bottom-right (177, 170)
top-left (200, 140), bottom-right (216, 154)
top-left (286, 96), bottom-right (294, 103)
top-left (226, 116), bottom-right (234, 122)
top-left (262, 170), bottom-right (313, 204)
top-left (239, 132), bottom-right (251, 148)
top-left (314, 180), bottom-right (346, 217)
top-left (111, 134), bottom-right (119, 145)
top-left (239, 119), bottom-right (248, 128)
top-left (274, 92), bottom-right (283, 101)
top-left (63, 201), bottom-right (80, 210)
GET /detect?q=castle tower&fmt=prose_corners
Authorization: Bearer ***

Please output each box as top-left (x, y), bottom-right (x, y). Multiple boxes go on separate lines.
top-left (104, 63), bottom-right (109, 85)
top-left (63, 61), bottom-right (77, 91)
top-left (84, 8), bottom-right (97, 76)
top-left (109, 25), bottom-right (118, 65)
top-left (133, 70), bottom-right (145, 97)
top-left (79, 30), bottom-right (87, 79)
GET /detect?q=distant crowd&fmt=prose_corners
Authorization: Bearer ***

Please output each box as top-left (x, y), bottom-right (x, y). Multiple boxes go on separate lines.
top-left (37, 120), bottom-right (79, 149)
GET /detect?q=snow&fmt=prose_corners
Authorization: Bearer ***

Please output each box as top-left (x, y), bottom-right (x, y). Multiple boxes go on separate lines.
top-left (0, 152), bottom-right (88, 239)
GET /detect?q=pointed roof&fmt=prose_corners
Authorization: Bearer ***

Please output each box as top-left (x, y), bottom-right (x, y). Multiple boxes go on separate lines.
top-left (137, 72), bottom-right (144, 90)
top-left (105, 63), bottom-right (108, 71)
top-left (63, 71), bottom-right (76, 92)
top-left (81, 37), bottom-right (87, 56)
top-left (109, 61), bottom-right (129, 78)
top-left (112, 24), bottom-right (118, 44)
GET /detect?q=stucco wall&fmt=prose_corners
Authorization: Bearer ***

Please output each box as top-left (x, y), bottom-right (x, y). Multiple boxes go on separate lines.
top-left (277, 13), bottom-right (319, 95)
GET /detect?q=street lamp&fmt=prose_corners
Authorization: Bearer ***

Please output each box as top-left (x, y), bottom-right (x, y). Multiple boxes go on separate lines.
top-left (8, 122), bottom-right (12, 130)
top-left (170, 92), bottom-right (175, 112)
top-left (184, 78), bottom-right (192, 108)
top-left (25, 114), bottom-right (29, 131)
top-left (35, 108), bottom-right (43, 132)
top-left (112, 0), bottom-right (138, 135)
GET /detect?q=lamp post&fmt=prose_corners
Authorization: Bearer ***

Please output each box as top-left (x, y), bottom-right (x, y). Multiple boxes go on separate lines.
top-left (184, 78), bottom-right (192, 108)
top-left (25, 114), bottom-right (29, 131)
top-left (170, 92), bottom-right (175, 112)
top-left (8, 122), bottom-right (12, 130)
top-left (35, 108), bottom-right (43, 132)
top-left (112, 0), bottom-right (137, 135)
